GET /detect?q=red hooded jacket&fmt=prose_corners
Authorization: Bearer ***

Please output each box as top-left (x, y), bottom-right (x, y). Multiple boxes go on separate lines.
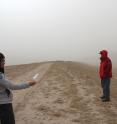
top-left (99, 50), bottom-right (112, 79)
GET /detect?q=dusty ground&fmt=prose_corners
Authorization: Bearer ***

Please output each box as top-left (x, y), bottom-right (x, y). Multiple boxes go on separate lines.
top-left (5, 61), bottom-right (117, 124)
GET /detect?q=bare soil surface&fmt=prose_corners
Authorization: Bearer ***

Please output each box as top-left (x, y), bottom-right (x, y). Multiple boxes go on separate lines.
top-left (5, 61), bottom-right (117, 124)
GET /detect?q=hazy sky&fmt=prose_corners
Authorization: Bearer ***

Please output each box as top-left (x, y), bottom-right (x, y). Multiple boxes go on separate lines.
top-left (0, 0), bottom-right (117, 65)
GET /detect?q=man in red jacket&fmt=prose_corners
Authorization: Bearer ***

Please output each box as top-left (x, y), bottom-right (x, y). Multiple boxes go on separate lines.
top-left (99, 50), bottom-right (112, 102)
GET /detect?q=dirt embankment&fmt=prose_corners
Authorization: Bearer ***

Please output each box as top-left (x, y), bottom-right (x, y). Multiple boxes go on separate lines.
top-left (5, 61), bottom-right (117, 124)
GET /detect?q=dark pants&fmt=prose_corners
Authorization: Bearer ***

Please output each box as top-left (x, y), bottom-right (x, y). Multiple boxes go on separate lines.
top-left (101, 77), bottom-right (111, 100)
top-left (0, 103), bottom-right (15, 124)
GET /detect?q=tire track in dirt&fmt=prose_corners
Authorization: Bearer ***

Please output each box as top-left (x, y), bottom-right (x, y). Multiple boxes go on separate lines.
top-left (66, 63), bottom-right (117, 124)
top-left (59, 65), bottom-right (107, 124)
top-left (13, 62), bottom-right (54, 114)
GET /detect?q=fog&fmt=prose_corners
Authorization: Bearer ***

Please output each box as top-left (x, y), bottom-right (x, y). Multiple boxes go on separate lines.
top-left (0, 0), bottom-right (117, 65)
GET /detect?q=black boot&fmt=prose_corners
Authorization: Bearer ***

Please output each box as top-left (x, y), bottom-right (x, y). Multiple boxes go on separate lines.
top-left (100, 96), bottom-right (105, 99)
top-left (102, 98), bottom-right (110, 102)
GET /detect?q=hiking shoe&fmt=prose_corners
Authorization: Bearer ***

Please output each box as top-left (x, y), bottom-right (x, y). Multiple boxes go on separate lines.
top-left (100, 96), bottom-right (105, 99)
top-left (102, 99), bottom-right (110, 102)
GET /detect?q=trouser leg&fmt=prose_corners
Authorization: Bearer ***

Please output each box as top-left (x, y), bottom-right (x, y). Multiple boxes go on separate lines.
top-left (103, 78), bottom-right (110, 100)
top-left (101, 79), bottom-right (105, 97)
top-left (0, 103), bottom-right (15, 124)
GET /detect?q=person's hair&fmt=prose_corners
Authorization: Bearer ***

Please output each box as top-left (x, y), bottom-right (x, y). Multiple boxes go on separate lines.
top-left (0, 53), bottom-right (10, 96)
top-left (0, 52), bottom-right (5, 73)
top-left (0, 52), bottom-right (5, 61)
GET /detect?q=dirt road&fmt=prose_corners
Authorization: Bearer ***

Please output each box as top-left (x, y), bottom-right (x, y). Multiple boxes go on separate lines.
top-left (5, 61), bottom-right (117, 124)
